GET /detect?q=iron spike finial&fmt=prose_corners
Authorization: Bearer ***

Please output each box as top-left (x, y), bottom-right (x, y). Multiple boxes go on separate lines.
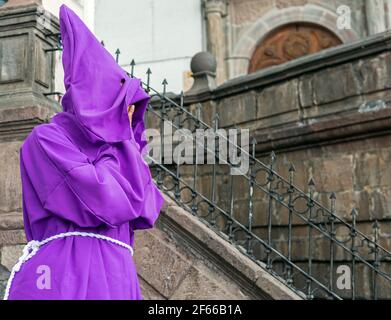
top-left (115, 48), bottom-right (121, 63)
top-left (130, 59), bottom-right (136, 77)
top-left (271, 151), bottom-right (276, 162)
top-left (308, 177), bottom-right (316, 187)
top-left (213, 113), bottom-right (220, 131)
top-left (373, 220), bottom-right (380, 243)
top-left (213, 112), bottom-right (220, 128)
top-left (251, 137), bottom-right (257, 158)
top-left (196, 103), bottom-right (202, 121)
top-left (146, 68), bottom-right (152, 91)
top-left (162, 78), bottom-right (168, 95)
top-left (180, 90), bottom-right (184, 107)
top-left (329, 192), bottom-right (336, 200)
top-left (288, 162), bottom-right (295, 185)
top-left (351, 208), bottom-right (358, 218)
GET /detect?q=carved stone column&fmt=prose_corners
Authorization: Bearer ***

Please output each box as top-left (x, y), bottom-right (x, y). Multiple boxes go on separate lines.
top-left (366, 0), bottom-right (387, 35)
top-left (385, 0), bottom-right (391, 30)
top-left (203, 0), bottom-right (227, 86)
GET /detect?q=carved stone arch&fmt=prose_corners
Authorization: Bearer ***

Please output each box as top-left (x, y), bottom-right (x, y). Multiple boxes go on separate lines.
top-left (248, 22), bottom-right (342, 73)
top-left (230, 5), bottom-right (359, 77)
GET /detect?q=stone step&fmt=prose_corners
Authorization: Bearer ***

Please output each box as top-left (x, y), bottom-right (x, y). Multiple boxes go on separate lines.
top-left (134, 193), bottom-right (302, 300)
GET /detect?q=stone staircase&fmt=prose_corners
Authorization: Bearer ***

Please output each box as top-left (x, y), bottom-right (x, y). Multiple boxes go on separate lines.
top-left (3, 2), bottom-right (391, 300)
top-left (135, 193), bottom-right (301, 300)
top-left (0, 192), bottom-right (301, 300)
top-left (0, 3), bottom-right (301, 300)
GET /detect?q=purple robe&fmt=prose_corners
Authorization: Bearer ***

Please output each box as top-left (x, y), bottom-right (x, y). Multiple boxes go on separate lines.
top-left (8, 5), bottom-right (164, 300)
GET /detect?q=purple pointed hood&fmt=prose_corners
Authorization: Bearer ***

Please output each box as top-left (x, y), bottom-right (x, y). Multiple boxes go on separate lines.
top-left (59, 5), bottom-right (149, 149)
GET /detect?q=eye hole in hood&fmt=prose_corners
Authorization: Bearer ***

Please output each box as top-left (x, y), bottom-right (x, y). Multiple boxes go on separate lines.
top-left (59, 4), bottom-right (150, 149)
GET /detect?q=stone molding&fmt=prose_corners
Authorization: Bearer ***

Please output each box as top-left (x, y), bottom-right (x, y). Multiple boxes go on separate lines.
top-left (229, 4), bottom-right (359, 78)
top-left (185, 29), bottom-right (391, 104)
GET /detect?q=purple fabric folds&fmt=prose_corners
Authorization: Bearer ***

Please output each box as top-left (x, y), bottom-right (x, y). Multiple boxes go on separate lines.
top-left (8, 5), bottom-right (164, 300)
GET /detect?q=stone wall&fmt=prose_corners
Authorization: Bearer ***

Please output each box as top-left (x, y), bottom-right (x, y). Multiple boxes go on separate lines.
top-left (181, 30), bottom-right (391, 298)
top-left (136, 194), bottom-right (300, 300)
top-left (0, 3), bottom-right (298, 300)
top-left (204, 0), bottom-right (364, 81)
top-left (204, 0), bottom-right (391, 82)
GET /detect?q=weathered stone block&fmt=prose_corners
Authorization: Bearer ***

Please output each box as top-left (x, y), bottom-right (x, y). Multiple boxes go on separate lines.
top-left (312, 155), bottom-right (354, 192)
top-left (370, 187), bottom-right (391, 220)
top-left (0, 264), bottom-right (10, 299)
top-left (0, 229), bottom-right (25, 245)
top-left (0, 244), bottom-right (23, 271)
top-left (257, 80), bottom-right (299, 121)
top-left (335, 190), bottom-right (369, 221)
top-left (138, 276), bottom-right (166, 300)
top-left (0, 141), bottom-right (23, 213)
top-left (133, 229), bottom-right (192, 298)
top-left (379, 148), bottom-right (391, 187)
top-left (354, 152), bottom-right (380, 189)
top-left (356, 52), bottom-right (391, 94)
top-left (312, 64), bottom-right (360, 105)
top-left (217, 92), bottom-right (257, 127)
top-left (0, 35), bottom-right (26, 83)
top-left (34, 38), bottom-right (51, 88)
top-left (170, 266), bottom-right (241, 300)
top-left (0, 212), bottom-right (23, 230)
top-left (298, 74), bottom-right (314, 108)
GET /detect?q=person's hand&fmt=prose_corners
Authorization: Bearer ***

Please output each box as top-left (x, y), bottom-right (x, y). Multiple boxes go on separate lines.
top-left (128, 104), bottom-right (135, 127)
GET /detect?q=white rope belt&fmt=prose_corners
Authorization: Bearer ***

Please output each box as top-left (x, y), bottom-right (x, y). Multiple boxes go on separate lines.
top-left (3, 231), bottom-right (134, 300)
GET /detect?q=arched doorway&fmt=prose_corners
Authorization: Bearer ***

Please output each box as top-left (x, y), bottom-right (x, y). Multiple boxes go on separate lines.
top-left (248, 23), bottom-right (342, 73)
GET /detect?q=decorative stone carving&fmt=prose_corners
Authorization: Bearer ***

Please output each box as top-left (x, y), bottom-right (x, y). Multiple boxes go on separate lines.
top-left (366, 0), bottom-right (387, 35)
top-left (249, 23), bottom-right (342, 73)
top-left (203, 0), bottom-right (228, 85)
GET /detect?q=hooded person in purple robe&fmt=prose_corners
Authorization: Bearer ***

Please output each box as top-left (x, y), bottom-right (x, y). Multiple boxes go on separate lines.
top-left (5, 5), bottom-right (164, 300)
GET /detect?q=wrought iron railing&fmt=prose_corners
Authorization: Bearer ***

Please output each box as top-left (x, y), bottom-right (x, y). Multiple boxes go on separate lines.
top-left (43, 32), bottom-right (391, 299)
top-left (134, 67), bottom-right (391, 300)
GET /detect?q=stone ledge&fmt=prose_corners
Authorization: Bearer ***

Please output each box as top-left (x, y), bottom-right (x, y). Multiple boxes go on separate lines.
top-left (253, 105), bottom-right (391, 154)
top-left (185, 29), bottom-right (391, 103)
top-left (0, 104), bottom-right (55, 123)
top-left (0, 3), bottom-right (59, 31)
top-left (160, 193), bottom-right (302, 300)
top-left (0, 212), bottom-right (23, 231)
top-left (0, 104), bottom-right (59, 141)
